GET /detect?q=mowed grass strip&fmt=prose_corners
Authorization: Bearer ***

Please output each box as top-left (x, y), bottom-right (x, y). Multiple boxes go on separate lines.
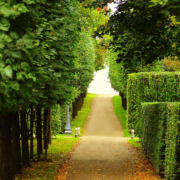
top-left (15, 93), bottom-right (97, 180)
top-left (127, 138), bottom-right (142, 149)
top-left (71, 93), bottom-right (98, 135)
top-left (112, 95), bottom-right (131, 137)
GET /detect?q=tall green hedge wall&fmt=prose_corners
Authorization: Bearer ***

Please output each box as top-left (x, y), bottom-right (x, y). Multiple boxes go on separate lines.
top-left (141, 102), bottom-right (167, 174)
top-left (141, 102), bottom-right (180, 180)
top-left (127, 72), bottom-right (180, 134)
top-left (165, 103), bottom-right (180, 180)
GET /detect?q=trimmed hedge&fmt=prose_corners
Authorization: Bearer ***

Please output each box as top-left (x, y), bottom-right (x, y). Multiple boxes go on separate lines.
top-left (127, 72), bottom-right (180, 135)
top-left (165, 103), bottom-right (180, 180)
top-left (141, 102), bottom-right (167, 174)
top-left (141, 102), bottom-right (180, 180)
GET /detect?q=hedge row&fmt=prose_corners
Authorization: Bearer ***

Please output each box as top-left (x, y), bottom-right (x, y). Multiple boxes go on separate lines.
top-left (127, 72), bottom-right (180, 135)
top-left (141, 102), bottom-right (167, 174)
top-left (141, 102), bottom-right (180, 180)
top-left (51, 104), bottom-right (67, 135)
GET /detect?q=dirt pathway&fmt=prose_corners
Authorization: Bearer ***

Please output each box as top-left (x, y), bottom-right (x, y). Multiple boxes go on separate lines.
top-left (66, 95), bottom-right (138, 180)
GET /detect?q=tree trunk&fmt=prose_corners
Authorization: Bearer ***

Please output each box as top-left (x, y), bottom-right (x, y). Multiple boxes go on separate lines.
top-left (44, 109), bottom-right (48, 150)
top-left (119, 92), bottom-right (123, 108)
top-left (122, 93), bottom-right (125, 110)
top-left (72, 101), bottom-right (76, 119)
top-left (82, 93), bottom-right (84, 106)
top-left (80, 93), bottom-right (83, 110)
top-left (37, 108), bottom-right (42, 161)
top-left (84, 91), bottom-right (87, 98)
top-left (77, 95), bottom-right (81, 111)
top-left (123, 97), bottom-right (127, 110)
top-left (44, 108), bottom-right (50, 160)
top-left (48, 108), bottom-right (52, 145)
top-left (75, 98), bottom-right (78, 117)
top-left (11, 112), bottom-right (22, 175)
top-left (0, 114), bottom-right (14, 180)
top-left (30, 107), bottom-right (34, 160)
top-left (20, 110), bottom-right (30, 167)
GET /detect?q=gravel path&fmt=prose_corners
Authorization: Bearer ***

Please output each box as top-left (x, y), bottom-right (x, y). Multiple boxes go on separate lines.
top-left (66, 95), bottom-right (138, 180)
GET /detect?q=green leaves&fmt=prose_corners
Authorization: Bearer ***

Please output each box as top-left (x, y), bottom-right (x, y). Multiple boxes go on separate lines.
top-left (108, 0), bottom-right (175, 67)
top-left (0, 3), bottom-right (28, 18)
top-left (22, 0), bottom-right (35, 5)
top-left (10, 31), bottom-right (19, 39)
top-left (0, 0), bottom-right (104, 112)
top-left (16, 72), bottom-right (24, 80)
top-left (10, 51), bottom-right (22, 58)
top-left (0, 18), bottom-right (10, 31)
top-left (2, 65), bottom-right (13, 78)
top-left (21, 62), bottom-right (30, 71)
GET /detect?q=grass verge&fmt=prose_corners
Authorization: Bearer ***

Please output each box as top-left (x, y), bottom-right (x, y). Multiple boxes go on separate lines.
top-left (15, 93), bottom-right (97, 180)
top-left (71, 93), bottom-right (98, 135)
top-left (127, 138), bottom-right (142, 149)
top-left (112, 95), bottom-right (131, 137)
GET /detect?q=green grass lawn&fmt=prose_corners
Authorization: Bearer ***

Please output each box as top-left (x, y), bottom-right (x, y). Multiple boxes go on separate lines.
top-left (71, 93), bottom-right (98, 136)
top-left (15, 93), bottom-right (97, 180)
top-left (112, 95), bottom-right (142, 148)
top-left (127, 138), bottom-right (142, 149)
top-left (112, 95), bottom-right (131, 137)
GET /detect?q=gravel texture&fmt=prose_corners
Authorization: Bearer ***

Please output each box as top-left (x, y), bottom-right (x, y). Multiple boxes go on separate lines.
top-left (66, 95), bottom-right (138, 180)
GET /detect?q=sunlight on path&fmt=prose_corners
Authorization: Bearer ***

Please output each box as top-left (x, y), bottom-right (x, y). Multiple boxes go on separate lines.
top-left (88, 67), bottom-right (119, 95)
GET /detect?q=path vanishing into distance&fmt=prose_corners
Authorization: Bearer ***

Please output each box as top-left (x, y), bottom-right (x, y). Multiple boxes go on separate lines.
top-left (66, 94), bottom-right (138, 180)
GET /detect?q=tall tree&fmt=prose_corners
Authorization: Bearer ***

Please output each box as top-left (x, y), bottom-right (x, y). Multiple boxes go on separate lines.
top-left (108, 0), bottom-right (175, 68)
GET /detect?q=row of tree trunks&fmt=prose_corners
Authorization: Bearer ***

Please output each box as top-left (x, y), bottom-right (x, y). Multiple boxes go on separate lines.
top-left (72, 91), bottom-right (87, 119)
top-left (0, 107), bottom-right (52, 180)
top-left (119, 92), bottom-right (127, 110)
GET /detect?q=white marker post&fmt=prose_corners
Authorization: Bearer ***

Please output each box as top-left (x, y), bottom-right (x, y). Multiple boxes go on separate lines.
top-left (131, 129), bottom-right (134, 139)
top-left (75, 128), bottom-right (78, 138)
top-left (78, 127), bottom-right (80, 136)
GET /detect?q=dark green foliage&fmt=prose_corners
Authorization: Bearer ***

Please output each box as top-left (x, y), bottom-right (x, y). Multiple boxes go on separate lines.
top-left (108, 0), bottom-right (175, 68)
top-left (0, 0), bottom-right (80, 112)
top-left (141, 102), bottom-right (180, 180)
top-left (127, 72), bottom-right (180, 135)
